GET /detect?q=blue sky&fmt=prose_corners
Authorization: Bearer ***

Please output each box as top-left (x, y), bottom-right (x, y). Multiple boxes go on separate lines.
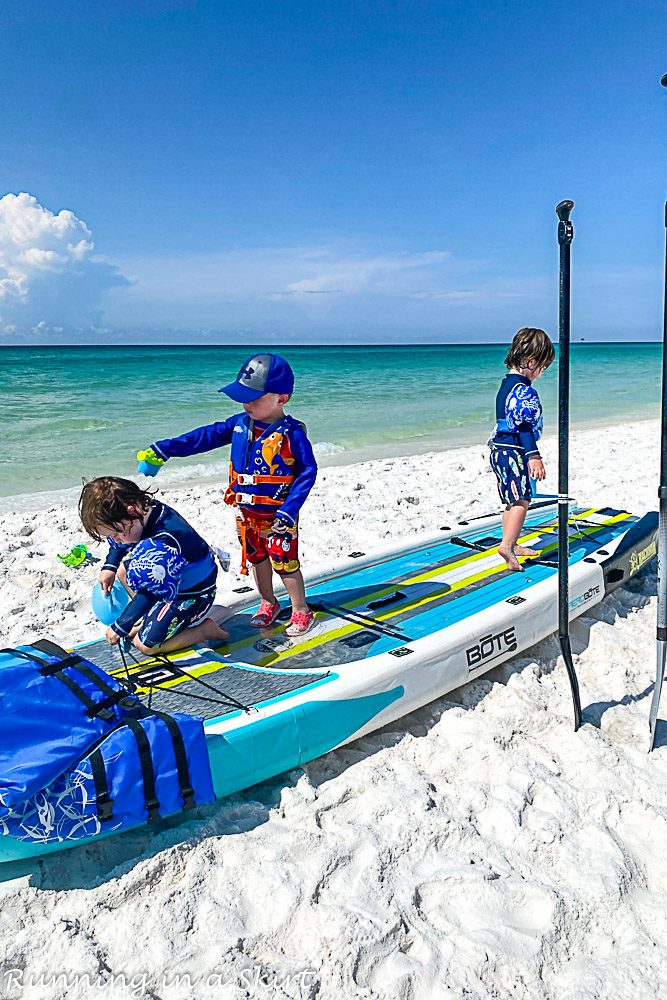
top-left (1, 0), bottom-right (666, 342)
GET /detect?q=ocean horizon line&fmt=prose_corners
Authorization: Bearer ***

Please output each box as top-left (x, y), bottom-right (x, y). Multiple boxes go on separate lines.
top-left (1, 339), bottom-right (662, 350)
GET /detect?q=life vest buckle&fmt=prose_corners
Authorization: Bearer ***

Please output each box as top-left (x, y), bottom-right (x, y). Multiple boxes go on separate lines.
top-left (235, 491), bottom-right (256, 504)
top-left (181, 785), bottom-right (196, 810)
top-left (235, 473), bottom-right (256, 486)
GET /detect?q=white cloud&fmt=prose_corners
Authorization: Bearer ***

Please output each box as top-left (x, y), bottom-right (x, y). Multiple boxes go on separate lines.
top-left (282, 250), bottom-right (452, 299)
top-left (0, 192), bottom-right (127, 334)
top-left (2, 196), bottom-right (656, 343)
top-left (112, 246), bottom-right (460, 307)
top-left (102, 243), bottom-right (546, 338)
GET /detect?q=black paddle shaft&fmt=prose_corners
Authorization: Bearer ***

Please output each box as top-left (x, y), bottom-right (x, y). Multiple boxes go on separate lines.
top-left (557, 200), bottom-right (574, 635)
top-left (658, 85), bottom-right (667, 655)
top-left (556, 199), bottom-right (582, 731)
top-left (648, 76), bottom-right (667, 750)
top-left (659, 197), bottom-right (667, 643)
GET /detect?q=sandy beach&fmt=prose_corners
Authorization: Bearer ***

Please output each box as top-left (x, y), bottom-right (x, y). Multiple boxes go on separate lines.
top-left (1, 418), bottom-right (666, 999)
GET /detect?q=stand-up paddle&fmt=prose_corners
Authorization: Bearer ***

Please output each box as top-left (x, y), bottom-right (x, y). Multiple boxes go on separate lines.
top-left (647, 74), bottom-right (667, 751)
top-left (556, 199), bottom-right (582, 731)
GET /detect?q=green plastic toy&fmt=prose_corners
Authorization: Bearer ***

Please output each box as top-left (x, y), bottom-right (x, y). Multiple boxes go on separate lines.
top-left (137, 447), bottom-right (165, 477)
top-left (57, 544), bottom-right (91, 568)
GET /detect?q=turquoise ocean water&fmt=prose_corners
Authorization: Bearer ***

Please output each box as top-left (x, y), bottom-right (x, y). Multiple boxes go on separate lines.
top-left (0, 343), bottom-right (661, 513)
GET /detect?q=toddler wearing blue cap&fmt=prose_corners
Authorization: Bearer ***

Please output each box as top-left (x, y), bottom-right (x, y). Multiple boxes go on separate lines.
top-left (138, 354), bottom-right (318, 637)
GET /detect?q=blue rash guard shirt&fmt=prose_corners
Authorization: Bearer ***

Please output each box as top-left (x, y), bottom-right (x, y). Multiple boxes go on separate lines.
top-left (103, 500), bottom-right (217, 638)
top-left (151, 413), bottom-right (317, 527)
top-left (491, 374), bottom-right (543, 460)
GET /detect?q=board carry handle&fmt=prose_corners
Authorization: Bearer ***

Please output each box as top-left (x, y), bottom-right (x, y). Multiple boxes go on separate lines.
top-left (366, 592), bottom-right (407, 611)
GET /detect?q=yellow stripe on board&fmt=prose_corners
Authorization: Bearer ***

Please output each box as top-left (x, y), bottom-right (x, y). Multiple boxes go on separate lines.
top-left (107, 509), bottom-right (630, 684)
top-left (251, 510), bottom-right (630, 668)
top-left (250, 520), bottom-right (571, 666)
top-left (322, 509), bottom-right (626, 624)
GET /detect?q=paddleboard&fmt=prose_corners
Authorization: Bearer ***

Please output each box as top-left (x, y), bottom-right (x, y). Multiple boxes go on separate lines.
top-left (0, 500), bottom-right (657, 865)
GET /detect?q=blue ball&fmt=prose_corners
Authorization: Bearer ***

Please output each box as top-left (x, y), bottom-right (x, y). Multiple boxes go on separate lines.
top-left (91, 579), bottom-right (131, 626)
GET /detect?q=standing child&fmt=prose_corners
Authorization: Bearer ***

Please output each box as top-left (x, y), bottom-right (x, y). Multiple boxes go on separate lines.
top-left (137, 354), bottom-right (318, 636)
top-left (80, 477), bottom-right (228, 653)
top-left (489, 328), bottom-right (555, 572)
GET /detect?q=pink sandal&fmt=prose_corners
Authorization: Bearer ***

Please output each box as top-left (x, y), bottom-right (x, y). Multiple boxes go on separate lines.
top-left (250, 600), bottom-right (282, 628)
top-left (284, 609), bottom-right (315, 637)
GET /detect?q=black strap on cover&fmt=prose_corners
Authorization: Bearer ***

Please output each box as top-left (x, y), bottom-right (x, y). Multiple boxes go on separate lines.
top-left (29, 641), bottom-right (126, 721)
top-left (84, 689), bottom-right (135, 717)
top-left (90, 712), bottom-right (198, 822)
top-left (36, 655), bottom-right (85, 674)
top-left (0, 646), bottom-right (58, 665)
top-left (90, 749), bottom-right (114, 822)
top-left (29, 638), bottom-right (72, 658)
top-left (41, 661), bottom-right (115, 720)
top-left (125, 719), bottom-right (161, 821)
top-left (0, 647), bottom-right (106, 717)
top-left (47, 669), bottom-right (111, 717)
top-left (152, 711), bottom-right (196, 810)
top-left (30, 640), bottom-right (121, 699)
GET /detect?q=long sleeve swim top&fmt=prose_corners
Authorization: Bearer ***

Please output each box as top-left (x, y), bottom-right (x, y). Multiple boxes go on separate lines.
top-left (151, 413), bottom-right (317, 526)
top-left (104, 500), bottom-right (217, 637)
top-left (491, 374), bottom-right (543, 459)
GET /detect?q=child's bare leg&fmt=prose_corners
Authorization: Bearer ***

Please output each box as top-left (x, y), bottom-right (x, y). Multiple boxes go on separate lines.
top-left (499, 501), bottom-right (530, 572)
top-left (252, 559), bottom-right (277, 605)
top-left (281, 570), bottom-right (308, 614)
top-left (133, 618), bottom-right (228, 656)
top-left (116, 562), bottom-right (135, 598)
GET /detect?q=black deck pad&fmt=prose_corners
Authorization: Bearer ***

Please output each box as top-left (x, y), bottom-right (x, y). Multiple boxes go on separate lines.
top-left (77, 638), bottom-right (328, 720)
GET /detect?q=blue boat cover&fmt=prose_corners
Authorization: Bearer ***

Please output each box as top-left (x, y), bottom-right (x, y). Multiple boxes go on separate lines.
top-left (0, 713), bottom-right (215, 844)
top-left (0, 644), bottom-right (138, 814)
top-left (0, 643), bottom-right (215, 844)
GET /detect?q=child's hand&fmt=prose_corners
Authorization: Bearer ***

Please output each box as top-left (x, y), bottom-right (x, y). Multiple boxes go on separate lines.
top-left (105, 626), bottom-right (121, 646)
top-left (528, 457), bottom-right (546, 481)
top-left (98, 569), bottom-right (117, 596)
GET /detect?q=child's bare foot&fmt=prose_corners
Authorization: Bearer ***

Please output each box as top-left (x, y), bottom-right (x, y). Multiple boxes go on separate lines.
top-left (498, 544), bottom-right (524, 573)
top-left (208, 603), bottom-right (234, 627)
top-left (515, 545), bottom-right (538, 557)
top-left (199, 618), bottom-right (229, 643)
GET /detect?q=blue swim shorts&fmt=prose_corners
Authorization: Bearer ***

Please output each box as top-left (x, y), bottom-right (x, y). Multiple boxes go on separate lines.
top-left (138, 590), bottom-right (216, 649)
top-left (490, 446), bottom-right (532, 506)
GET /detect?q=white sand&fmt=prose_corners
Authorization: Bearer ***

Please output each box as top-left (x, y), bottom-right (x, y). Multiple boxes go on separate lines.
top-left (0, 419), bottom-right (666, 1000)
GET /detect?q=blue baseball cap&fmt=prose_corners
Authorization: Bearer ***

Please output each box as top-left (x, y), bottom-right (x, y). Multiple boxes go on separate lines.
top-left (218, 353), bottom-right (295, 402)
